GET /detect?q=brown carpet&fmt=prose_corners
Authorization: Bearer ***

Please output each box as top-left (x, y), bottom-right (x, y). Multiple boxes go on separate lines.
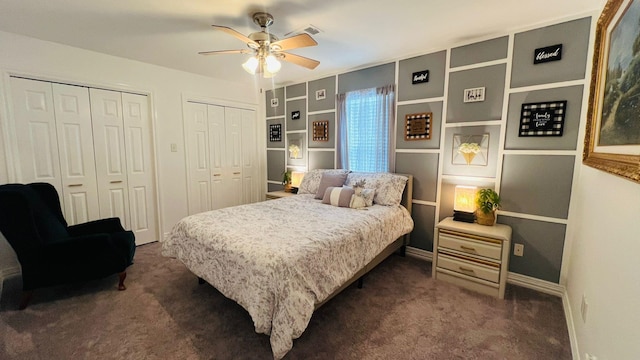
top-left (0, 242), bottom-right (571, 359)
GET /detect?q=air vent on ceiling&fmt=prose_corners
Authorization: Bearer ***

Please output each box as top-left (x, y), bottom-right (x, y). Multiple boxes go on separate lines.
top-left (284, 24), bottom-right (323, 37)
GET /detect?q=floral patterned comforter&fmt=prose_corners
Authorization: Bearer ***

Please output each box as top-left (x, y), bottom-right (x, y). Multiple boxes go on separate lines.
top-left (162, 194), bottom-right (414, 359)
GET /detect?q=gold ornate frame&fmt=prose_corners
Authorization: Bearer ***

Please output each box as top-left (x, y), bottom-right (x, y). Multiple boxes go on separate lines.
top-left (584, 0), bottom-right (640, 183)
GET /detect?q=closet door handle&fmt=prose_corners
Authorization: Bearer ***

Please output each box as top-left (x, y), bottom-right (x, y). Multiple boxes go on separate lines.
top-left (68, 184), bottom-right (82, 187)
top-left (110, 180), bottom-right (123, 184)
top-left (233, 172), bottom-right (241, 175)
top-left (213, 174), bottom-right (222, 177)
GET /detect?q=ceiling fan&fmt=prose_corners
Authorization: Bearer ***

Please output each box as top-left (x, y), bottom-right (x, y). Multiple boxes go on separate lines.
top-left (199, 12), bottom-right (320, 78)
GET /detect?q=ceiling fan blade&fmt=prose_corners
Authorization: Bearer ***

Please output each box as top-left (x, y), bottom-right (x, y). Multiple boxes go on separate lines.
top-left (280, 52), bottom-right (320, 70)
top-left (198, 49), bottom-right (252, 55)
top-left (270, 33), bottom-right (317, 51)
top-left (211, 25), bottom-right (259, 48)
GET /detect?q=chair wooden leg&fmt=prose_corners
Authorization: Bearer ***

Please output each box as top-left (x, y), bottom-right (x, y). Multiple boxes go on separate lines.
top-left (19, 290), bottom-right (34, 310)
top-left (118, 271), bottom-right (127, 291)
top-left (198, 277), bottom-right (205, 285)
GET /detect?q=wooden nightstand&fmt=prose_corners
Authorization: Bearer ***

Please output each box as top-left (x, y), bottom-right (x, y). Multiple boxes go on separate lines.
top-left (265, 191), bottom-right (295, 200)
top-left (432, 217), bottom-right (512, 299)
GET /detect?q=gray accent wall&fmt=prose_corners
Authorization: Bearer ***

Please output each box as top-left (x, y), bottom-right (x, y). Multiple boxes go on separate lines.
top-left (265, 87), bottom-right (284, 117)
top-left (309, 151), bottom-right (335, 170)
top-left (398, 51), bottom-right (446, 101)
top-left (308, 76), bottom-right (336, 112)
top-left (510, 17), bottom-right (591, 88)
top-left (395, 153), bottom-right (439, 202)
top-left (500, 155), bottom-right (575, 218)
top-left (450, 36), bottom-right (509, 68)
top-left (498, 216), bottom-right (566, 283)
top-left (286, 83), bottom-right (306, 98)
top-left (505, 85), bottom-right (584, 150)
top-left (446, 64), bottom-right (506, 123)
top-left (338, 63), bottom-right (396, 94)
top-left (263, 16), bottom-right (592, 285)
top-left (396, 102), bottom-right (443, 149)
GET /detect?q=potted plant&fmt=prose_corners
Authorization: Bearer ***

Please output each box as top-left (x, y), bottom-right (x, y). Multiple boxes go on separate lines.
top-left (282, 170), bottom-right (292, 192)
top-left (475, 188), bottom-right (501, 226)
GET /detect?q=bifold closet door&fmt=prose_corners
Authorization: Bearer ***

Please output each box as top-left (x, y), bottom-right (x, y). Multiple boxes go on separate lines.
top-left (90, 88), bottom-right (131, 230)
top-left (222, 107), bottom-right (243, 208)
top-left (10, 78), bottom-right (99, 225)
top-left (185, 102), bottom-right (213, 214)
top-left (122, 93), bottom-right (158, 245)
top-left (52, 83), bottom-right (100, 225)
top-left (240, 109), bottom-right (257, 204)
top-left (10, 77), bottom-right (63, 195)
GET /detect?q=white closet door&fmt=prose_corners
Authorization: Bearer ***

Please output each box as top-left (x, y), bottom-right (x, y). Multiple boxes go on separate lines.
top-left (208, 104), bottom-right (231, 210)
top-left (185, 102), bottom-right (212, 214)
top-left (223, 107), bottom-right (243, 207)
top-left (90, 88), bottom-right (131, 229)
top-left (241, 109), bottom-right (257, 204)
top-left (52, 83), bottom-right (99, 225)
top-left (10, 77), bottom-right (63, 195)
top-left (122, 93), bottom-right (158, 244)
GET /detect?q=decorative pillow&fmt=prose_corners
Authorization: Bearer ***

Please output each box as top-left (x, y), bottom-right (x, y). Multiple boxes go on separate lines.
top-left (298, 169), bottom-right (350, 195)
top-left (322, 186), bottom-right (355, 207)
top-left (346, 172), bottom-right (408, 206)
top-left (315, 172), bottom-right (349, 199)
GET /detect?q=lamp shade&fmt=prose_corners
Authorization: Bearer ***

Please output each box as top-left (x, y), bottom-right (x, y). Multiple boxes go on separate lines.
top-left (290, 171), bottom-right (305, 188)
top-left (242, 56), bottom-right (259, 74)
top-left (454, 185), bottom-right (477, 213)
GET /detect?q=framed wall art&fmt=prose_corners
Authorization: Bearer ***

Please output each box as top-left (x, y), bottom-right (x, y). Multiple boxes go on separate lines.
top-left (315, 89), bottom-right (326, 101)
top-left (270, 98), bottom-right (279, 107)
top-left (584, 0), bottom-right (640, 183)
top-left (452, 133), bottom-right (489, 166)
top-left (291, 110), bottom-right (301, 120)
top-left (519, 100), bottom-right (567, 137)
top-left (312, 120), bottom-right (329, 142)
top-left (404, 112), bottom-right (432, 141)
top-left (269, 124), bottom-right (282, 142)
top-left (463, 87), bottom-right (485, 103)
top-left (534, 44), bottom-right (563, 64)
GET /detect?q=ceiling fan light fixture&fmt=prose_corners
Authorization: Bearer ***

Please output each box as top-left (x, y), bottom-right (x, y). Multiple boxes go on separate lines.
top-left (265, 55), bottom-right (282, 73)
top-left (242, 56), bottom-right (259, 74)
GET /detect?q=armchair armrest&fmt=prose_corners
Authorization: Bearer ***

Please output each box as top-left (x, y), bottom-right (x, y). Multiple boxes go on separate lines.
top-left (67, 218), bottom-right (125, 236)
top-left (43, 233), bottom-right (129, 275)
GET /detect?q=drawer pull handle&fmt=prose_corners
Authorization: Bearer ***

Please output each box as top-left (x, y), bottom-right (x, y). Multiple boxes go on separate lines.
top-left (460, 245), bottom-right (476, 252)
top-left (110, 180), bottom-right (123, 184)
top-left (459, 267), bottom-right (475, 273)
top-left (68, 184), bottom-right (82, 187)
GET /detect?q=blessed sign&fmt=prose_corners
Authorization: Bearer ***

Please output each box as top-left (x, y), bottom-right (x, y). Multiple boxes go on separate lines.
top-left (519, 101), bottom-right (567, 137)
top-left (291, 110), bottom-right (301, 120)
top-left (534, 44), bottom-right (563, 64)
top-left (404, 112), bottom-right (432, 141)
top-left (412, 70), bottom-right (430, 84)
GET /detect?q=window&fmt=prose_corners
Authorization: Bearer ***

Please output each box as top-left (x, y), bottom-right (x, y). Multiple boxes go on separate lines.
top-left (337, 84), bottom-right (395, 172)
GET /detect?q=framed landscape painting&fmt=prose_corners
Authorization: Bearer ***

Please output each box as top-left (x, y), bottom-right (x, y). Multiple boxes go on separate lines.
top-left (585, 0), bottom-right (640, 183)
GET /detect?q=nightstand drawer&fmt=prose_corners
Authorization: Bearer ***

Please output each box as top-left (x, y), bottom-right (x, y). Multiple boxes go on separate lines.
top-left (437, 252), bottom-right (500, 283)
top-left (438, 230), bottom-right (502, 260)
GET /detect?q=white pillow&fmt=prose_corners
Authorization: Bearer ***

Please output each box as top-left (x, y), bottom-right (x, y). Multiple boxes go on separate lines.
top-left (345, 172), bottom-right (407, 206)
top-left (298, 169), bottom-right (350, 195)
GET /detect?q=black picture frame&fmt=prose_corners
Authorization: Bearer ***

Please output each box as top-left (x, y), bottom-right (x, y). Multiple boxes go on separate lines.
top-left (269, 124), bottom-right (282, 142)
top-left (404, 112), bottom-right (432, 141)
top-left (519, 100), bottom-right (567, 137)
top-left (291, 110), bottom-right (301, 120)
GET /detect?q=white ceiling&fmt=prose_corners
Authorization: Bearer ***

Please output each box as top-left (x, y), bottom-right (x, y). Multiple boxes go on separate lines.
top-left (0, 0), bottom-right (604, 87)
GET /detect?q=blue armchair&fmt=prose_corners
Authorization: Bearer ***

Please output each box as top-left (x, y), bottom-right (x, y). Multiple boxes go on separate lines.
top-left (0, 182), bottom-right (135, 309)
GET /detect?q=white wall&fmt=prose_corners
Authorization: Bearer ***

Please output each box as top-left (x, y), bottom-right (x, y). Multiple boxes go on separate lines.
top-left (567, 166), bottom-right (640, 359)
top-left (0, 30), bottom-right (262, 236)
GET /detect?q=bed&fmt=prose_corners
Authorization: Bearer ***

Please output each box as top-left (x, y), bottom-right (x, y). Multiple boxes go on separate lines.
top-left (162, 170), bottom-right (414, 359)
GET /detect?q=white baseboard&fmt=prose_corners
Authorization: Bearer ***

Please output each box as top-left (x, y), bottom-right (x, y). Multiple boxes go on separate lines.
top-left (562, 289), bottom-right (579, 360)
top-left (405, 246), bottom-right (432, 261)
top-left (506, 272), bottom-right (565, 297)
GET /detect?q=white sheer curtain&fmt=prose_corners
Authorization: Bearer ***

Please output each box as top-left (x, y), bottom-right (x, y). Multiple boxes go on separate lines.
top-left (336, 84), bottom-right (396, 172)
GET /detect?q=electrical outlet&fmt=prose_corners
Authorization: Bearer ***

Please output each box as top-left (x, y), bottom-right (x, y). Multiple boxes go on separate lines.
top-left (170, 143), bottom-right (178, 152)
top-left (514, 243), bottom-right (524, 257)
top-left (585, 353), bottom-right (597, 360)
top-left (581, 294), bottom-right (589, 323)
